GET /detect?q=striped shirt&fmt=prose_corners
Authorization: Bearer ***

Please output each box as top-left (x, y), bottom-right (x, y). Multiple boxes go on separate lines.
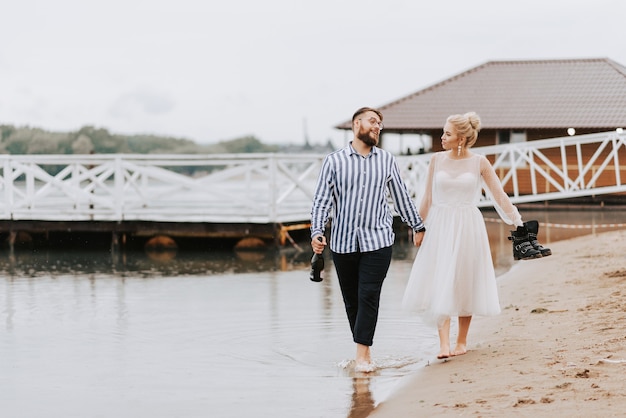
top-left (310, 143), bottom-right (424, 253)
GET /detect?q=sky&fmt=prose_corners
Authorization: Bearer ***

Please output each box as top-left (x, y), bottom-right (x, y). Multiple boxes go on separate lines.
top-left (1, 0), bottom-right (625, 150)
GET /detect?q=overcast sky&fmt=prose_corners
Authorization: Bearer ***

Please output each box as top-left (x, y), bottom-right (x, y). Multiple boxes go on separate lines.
top-left (1, 0), bottom-right (625, 149)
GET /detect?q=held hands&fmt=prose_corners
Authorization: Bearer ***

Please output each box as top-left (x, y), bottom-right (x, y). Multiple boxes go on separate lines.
top-left (413, 230), bottom-right (425, 247)
top-left (311, 235), bottom-right (327, 254)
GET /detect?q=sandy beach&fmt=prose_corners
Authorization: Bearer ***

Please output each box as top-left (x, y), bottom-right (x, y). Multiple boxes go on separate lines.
top-left (369, 229), bottom-right (626, 417)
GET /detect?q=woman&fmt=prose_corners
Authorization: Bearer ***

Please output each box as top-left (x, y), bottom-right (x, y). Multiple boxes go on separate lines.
top-left (402, 112), bottom-right (537, 359)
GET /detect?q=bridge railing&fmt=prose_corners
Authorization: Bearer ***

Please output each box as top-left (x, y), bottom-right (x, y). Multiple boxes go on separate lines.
top-left (398, 130), bottom-right (626, 207)
top-left (0, 154), bottom-right (324, 223)
top-left (1, 131), bottom-right (624, 223)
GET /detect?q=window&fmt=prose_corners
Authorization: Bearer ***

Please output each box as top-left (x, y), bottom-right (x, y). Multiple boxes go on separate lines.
top-left (511, 130), bottom-right (527, 144)
top-left (497, 130), bottom-right (527, 145)
top-left (497, 130), bottom-right (511, 145)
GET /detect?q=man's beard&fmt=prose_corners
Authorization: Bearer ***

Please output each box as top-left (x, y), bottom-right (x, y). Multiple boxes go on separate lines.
top-left (357, 129), bottom-right (378, 147)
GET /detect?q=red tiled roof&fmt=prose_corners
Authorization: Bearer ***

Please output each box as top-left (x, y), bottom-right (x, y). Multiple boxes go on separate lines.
top-left (336, 58), bottom-right (626, 131)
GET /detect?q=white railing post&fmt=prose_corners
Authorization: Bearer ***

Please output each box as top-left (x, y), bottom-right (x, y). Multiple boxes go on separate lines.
top-left (612, 136), bottom-right (621, 186)
top-left (528, 150), bottom-right (537, 195)
top-left (560, 139), bottom-right (569, 192)
top-left (510, 148), bottom-right (519, 197)
top-left (26, 162), bottom-right (35, 210)
top-left (114, 156), bottom-right (124, 220)
top-left (71, 162), bottom-right (80, 210)
top-left (3, 157), bottom-right (13, 218)
top-left (268, 154), bottom-right (277, 222)
top-left (575, 142), bottom-right (584, 190)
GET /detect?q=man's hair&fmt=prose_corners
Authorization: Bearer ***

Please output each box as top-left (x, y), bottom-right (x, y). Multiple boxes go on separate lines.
top-left (352, 107), bottom-right (383, 123)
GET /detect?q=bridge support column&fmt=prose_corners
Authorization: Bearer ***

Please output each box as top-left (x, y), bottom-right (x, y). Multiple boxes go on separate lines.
top-left (111, 232), bottom-right (120, 255)
top-left (8, 230), bottom-right (16, 256)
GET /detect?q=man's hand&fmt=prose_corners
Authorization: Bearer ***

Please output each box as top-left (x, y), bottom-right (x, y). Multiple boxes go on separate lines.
top-left (311, 235), bottom-right (327, 254)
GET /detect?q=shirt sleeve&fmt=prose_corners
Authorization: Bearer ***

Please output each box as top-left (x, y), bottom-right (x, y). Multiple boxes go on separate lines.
top-left (310, 156), bottom-right (334, 238)
top-left (387, 157), bottom-right (425, 231)
top-left (480, 155), bottom-right (523, 227)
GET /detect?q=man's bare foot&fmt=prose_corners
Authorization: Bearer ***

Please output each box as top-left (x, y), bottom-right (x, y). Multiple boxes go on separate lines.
top-left (356, 355), bottom-right (371, 364)
top-left (356, 344), bottom-right (371, 365)
top-left (436, 352), bottom-right (450, 359)
top-left (451, 345), bottom-right (467, 356)
top-left (354, 361), bottom-right (376, 373)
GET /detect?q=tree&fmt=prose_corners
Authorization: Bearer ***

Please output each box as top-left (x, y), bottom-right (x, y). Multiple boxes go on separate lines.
top-left (72, 134), bottom-right (94, 154)
top-left (212, 135), bottom-right (279, 153)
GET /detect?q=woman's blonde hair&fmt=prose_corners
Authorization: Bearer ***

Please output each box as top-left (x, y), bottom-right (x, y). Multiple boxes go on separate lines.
top-left (446, 112), bottom-right (482, 148)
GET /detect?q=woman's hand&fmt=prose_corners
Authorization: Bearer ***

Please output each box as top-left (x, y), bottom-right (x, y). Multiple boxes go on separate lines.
top-left (413, 230), bottom-right (425, 247)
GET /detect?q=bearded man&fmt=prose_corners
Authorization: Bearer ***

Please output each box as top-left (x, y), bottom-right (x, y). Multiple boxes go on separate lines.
top-left (310, 107), bottom-right (425, 372)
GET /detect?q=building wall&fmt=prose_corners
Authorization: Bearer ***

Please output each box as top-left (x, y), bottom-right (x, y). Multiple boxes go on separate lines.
top-left (428, 128), bottom-right (616, 152)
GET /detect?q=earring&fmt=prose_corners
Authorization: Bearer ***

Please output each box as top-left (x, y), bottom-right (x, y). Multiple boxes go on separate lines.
top-left (457, 145), bottom-right (462, 156)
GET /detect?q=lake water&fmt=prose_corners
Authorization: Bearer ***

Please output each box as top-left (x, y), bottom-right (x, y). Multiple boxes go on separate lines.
top-left (1, 209), bottom-right (624, 418)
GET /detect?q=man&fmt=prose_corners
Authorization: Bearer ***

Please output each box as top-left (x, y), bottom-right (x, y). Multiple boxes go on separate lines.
top-left (310, 107), bottom-right (425, 372)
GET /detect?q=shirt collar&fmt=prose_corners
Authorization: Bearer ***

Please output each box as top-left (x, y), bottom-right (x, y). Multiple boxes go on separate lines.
top-left (346, 141), bottom-right (378, 157)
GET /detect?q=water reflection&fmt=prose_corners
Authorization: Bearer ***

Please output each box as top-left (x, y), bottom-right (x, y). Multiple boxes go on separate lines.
top-left (347, 377), bottom-right (376, 418)
top-left (0, 246), bottom-right (313, 278)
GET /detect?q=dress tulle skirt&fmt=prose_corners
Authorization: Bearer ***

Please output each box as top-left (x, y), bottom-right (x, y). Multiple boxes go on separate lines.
top-left (402, 204), bottom-right (501, 326)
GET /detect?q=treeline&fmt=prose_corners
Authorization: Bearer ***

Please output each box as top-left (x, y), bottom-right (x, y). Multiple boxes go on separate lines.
top-left (0, 125), bottom-right (280, 155)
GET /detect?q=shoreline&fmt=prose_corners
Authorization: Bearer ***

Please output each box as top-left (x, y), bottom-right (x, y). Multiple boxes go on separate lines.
top-left (369, 229), bottom-right (626, 417)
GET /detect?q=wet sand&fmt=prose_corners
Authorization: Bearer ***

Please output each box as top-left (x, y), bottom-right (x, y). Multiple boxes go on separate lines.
top-left (369, 229), bottom-right (626, 417)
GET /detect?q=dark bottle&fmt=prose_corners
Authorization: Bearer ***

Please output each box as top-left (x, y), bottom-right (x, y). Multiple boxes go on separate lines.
top-left (309, 237), bottom-right (324, 282)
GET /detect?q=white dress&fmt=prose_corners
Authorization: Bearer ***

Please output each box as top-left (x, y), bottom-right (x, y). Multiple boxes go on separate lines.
top-left (402, 152), bottom-right (522, 325)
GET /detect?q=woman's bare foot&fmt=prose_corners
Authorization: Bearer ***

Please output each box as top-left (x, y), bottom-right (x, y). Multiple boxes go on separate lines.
top-left (437, 344), bottom-right (451, 359)
top-left (451, 344), bottom-right (467, 356)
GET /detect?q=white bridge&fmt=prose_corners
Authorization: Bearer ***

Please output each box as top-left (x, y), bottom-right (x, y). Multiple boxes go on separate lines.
top-left (1, 131), bottom-right (625, 227)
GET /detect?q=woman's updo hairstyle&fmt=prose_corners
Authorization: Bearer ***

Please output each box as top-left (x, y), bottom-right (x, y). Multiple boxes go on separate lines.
top-left (446, 112), bottom-right (482, 148)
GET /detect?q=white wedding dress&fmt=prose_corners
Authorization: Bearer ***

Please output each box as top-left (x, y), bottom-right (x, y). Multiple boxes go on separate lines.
top-left (402, 152), bottom-right (522, 325)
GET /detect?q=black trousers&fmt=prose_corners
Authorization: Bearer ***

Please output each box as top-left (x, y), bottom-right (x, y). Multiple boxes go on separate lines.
top-left (331, 246), bottom-right (393, 346)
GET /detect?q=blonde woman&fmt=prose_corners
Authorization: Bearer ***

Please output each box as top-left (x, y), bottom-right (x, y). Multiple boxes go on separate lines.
top-left (402, 112), bottom-right (540, 359)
